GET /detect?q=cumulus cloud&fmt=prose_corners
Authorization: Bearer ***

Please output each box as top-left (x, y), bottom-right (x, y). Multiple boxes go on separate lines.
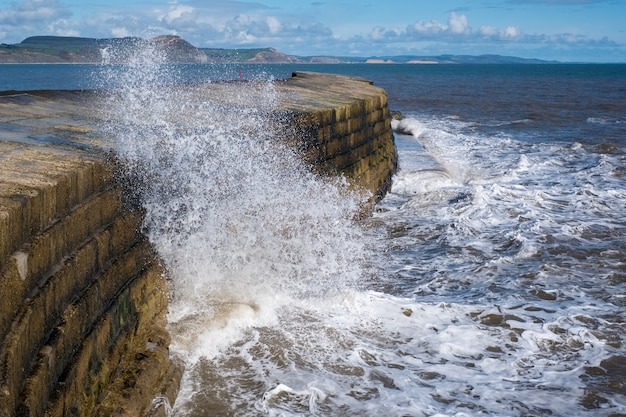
top-left (349, 10), bottom-right (622, 60)
top-left (478, 24), bottom-right (522, 40)
top-left (0, 0), bottom-right (621, 60)
top-left (118, 1), bottom-right (332, 48)
top-left (448, 12), bottom-right (470, 35)
top-left (175, 10), bottom-right (332, 48)
top-left (408, 20), bottom-right (446, 36)
top-left (0, 0), bottom-right (75, 42)
top-left (111, 27), bottom-right (132, 38)
top-left (0, 0), bottom-right (71, 24)
top-left (162, 4), bottom-right (195, 25)
top-left (371, 25), bottom-right (400, 40)
top-left (503, 26), bottom-right (520, 39)
top-left (478, 25), bottom-right (498, 37)
top-left (266, 16), bottom-right (280, 34)
top-left (370, 12), bottom-right (533, 43)
top-left (0, 0), bottom-right (83, 43)
top-left (398, 12), bottom-right (475, 40)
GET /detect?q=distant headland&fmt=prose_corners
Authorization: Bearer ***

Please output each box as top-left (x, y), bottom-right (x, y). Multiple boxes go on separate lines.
top-left (0, 35), bottom-right (557, 64)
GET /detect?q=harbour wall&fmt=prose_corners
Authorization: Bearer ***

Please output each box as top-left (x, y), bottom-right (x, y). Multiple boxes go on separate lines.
top-left (278, 72), bottom-right (397, 202)
top-left (0, 72), bottom-right (397, 417)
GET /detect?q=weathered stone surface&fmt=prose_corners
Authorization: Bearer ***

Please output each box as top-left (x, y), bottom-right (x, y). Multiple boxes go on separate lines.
top-left (0, 72), bottom-right (396, 417)
top-left (277, 72), bottom-right (397, 201)
top-left (0, 90), bottom-right (177, 417)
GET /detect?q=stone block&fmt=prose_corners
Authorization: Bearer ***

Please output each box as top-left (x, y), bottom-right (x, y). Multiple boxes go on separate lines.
top-left (44, 263), bottom-right (172, 417)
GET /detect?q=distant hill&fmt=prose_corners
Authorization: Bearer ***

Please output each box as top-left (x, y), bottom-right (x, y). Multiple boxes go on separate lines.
top-left (201, 47), bottom-right (304, 63)
top-left (1, 36), bottom-right (106, 63)
top-left (0, 35), bottom-right (558, 64)
top-left (0, 36), bottom-right (299, 63)
top-left (357, 54), bottom-right (557, 64)
top-left (0, 35), bottom-right (207, 63)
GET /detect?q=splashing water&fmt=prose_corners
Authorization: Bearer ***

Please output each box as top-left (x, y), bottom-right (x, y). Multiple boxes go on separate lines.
top-left (98, 45), bottom-right (372, 414)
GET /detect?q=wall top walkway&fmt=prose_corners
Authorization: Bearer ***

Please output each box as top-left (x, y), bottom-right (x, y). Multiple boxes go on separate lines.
top-left (277, 71), bottom-right (386, 111)
top-left (0, 71), bottom-right (389, 150)
top-left (0, 70), bottom-right (394, 199)
top-left (0, 71), bottom-right (396, 266)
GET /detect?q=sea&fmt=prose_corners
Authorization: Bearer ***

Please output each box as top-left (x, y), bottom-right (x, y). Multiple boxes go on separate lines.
top-left (1, 58), bottom-right (626, 417)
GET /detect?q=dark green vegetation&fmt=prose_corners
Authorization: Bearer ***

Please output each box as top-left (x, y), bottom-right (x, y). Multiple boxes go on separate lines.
top-left (0, 36), bottom-right (298, 63)
top-left (0, 35), bottom-right (207, 63)
top-left (201, 47), bottom-right (281, 62)
top-left (0, 36), bottom-right (140, 62)
top-left (0, 35), bottom-right (557, 64)
top-left (201, 47), bottom-right (272, 61)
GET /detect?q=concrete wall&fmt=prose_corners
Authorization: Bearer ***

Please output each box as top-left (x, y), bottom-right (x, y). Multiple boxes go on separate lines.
top-left (0, 72), bottom-right (396, 417)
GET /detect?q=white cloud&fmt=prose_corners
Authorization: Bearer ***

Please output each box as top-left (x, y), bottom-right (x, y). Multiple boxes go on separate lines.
top-left (345, 10), bottom-right (622, 61)
top-left (368, 26), bottom-right (379, 40)
top-left (266, 16), bottom-right (280, 34)
top-left (0, 1), bottom-right (622, 61)
top-left (503, 26), bottom-right (520, 39)
top-left (46, 18), bottom-right (79, 36)
top-left (478, 24), bottom-right (522, 40)
top-left (479, 25), bottom-right (498, 37)
top-left (111, 26), bottom-right (132, 38)
top-left (410, 20), bottom-right (446, 36)
top-left (233, 29), bottom-right (257, 44)
top-left (369, 12), bottom-right (591, 46)
top-left (163, 4), bottom-right (194, 25)
top-left (0, 0), bottom-right (79, 42)
top-left (0, 0), bottom-right (71, 25)
top-left (404, 12), bottom-right (472, 39)
top-left (448, 12), bottom-right (470, 35)
top-left (371, 25), bottom-right (401, 40)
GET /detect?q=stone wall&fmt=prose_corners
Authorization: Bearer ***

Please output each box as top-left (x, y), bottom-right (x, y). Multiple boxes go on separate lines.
top-left (0, 93), bottom-right (182, 417)
top-left (0, 141), bottom-right (181, 417)
top-left (0, 72), bottom-right (396, 417)
top-left (278, 72), bottom-right (397, 203)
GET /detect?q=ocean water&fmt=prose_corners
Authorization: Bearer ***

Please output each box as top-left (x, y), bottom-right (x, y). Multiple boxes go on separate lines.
top-left (2, 59), bottom-right (626, 416)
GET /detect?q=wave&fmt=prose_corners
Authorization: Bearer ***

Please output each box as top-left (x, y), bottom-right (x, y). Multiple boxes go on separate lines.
top-left (587, 116), bottom-right (626, 125)
top-left (381, 112), bottom-right (626, 304)
top-left (391, 117), bottom-right (428, 137)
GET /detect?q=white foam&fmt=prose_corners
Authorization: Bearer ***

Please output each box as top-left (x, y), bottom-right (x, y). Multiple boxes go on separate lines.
top-left (170, 288), bottom-right (620, 415)
top-left (371, 111), bottom-right (624, 409)
top-left (97, 55), bottom-right (626, 415)
top-left (587, 116), bottom-right (626, 125)
top-left (391, 117), bottom-right (428, 137)
top-left (99, 46), bottom-right (380, 414)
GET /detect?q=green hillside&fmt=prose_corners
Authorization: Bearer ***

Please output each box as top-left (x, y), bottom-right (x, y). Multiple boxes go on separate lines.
top-left (0, 36), bottom-right (142, 62)
top-left (200, 47), bottom-right (274, 62)
top-left (0, 35), bottom-right (558, 64)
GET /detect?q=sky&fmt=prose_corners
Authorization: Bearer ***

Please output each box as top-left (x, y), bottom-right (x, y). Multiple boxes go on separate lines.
top-left (0, 0), bottom-right (625, 62)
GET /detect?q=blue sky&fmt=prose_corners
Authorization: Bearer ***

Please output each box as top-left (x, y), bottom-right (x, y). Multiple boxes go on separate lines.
top-left (1, 0), bottom-right (625, 62)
